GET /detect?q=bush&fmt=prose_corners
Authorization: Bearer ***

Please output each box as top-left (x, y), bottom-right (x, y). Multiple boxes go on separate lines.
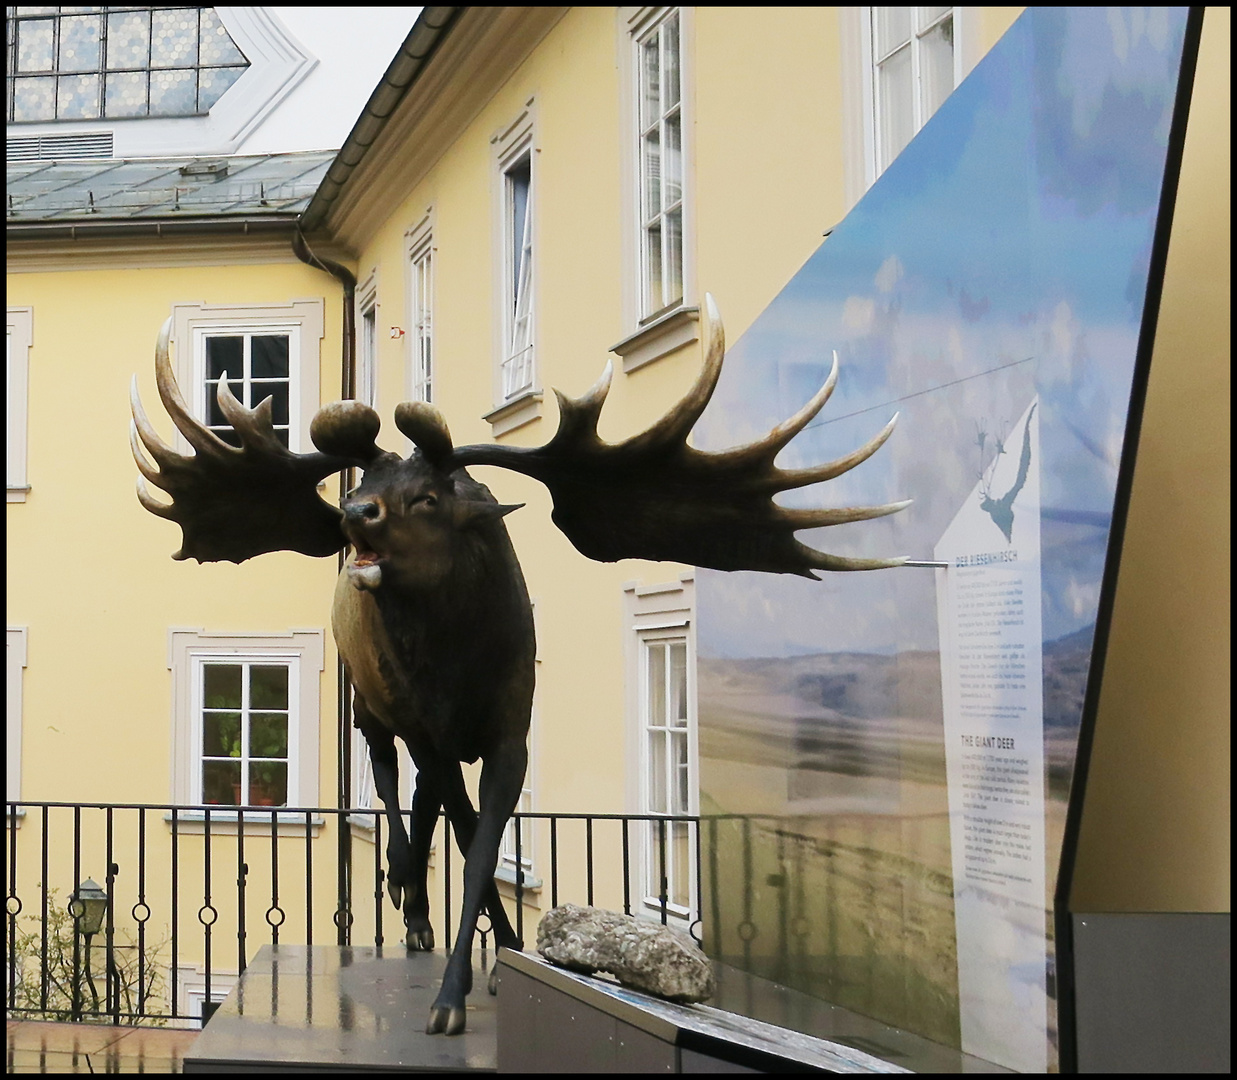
top-left (7, 887), bottom-right (169, 1025)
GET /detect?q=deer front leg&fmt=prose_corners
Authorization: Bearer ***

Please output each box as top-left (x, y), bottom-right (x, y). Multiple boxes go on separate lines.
top-left (436, 763), bottom-right (523, 992)
top-left (427, 740), bottom-right (527, 1036)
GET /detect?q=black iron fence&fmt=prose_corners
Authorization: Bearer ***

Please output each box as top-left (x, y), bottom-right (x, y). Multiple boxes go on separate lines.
top-left (4, 800), bottom-right (703, 1027)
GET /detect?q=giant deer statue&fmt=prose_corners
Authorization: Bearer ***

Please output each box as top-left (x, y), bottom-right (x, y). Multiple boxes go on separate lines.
top-left (130, 296), bottom-right (907, 1035)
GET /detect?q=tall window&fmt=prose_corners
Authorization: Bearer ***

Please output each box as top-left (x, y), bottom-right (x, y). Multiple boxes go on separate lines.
top-left (409, 239), bottom-right (433, 404)
top-left (502, 154), bottom-right (534, 401)
top-left (7, 308), bottom-right (32, 502)
top-left (200, 329), bottom-right (293, 448)
top-left (198, 660), bottom-right (294, 807)
top-left (169, 628), bottom-right (322, 814)
top-left (867, 7), bottom-right (957, 178)
top-left (636, 8), bottom-right (684, 320)
top-left (641, 634), bottom-right (694, 914)
top-left (499, 757), bottom-right (534, 885)
top-left (7, 6), bottom-right (249, 124)
top-left (358, 294), bottom-right (377, 410)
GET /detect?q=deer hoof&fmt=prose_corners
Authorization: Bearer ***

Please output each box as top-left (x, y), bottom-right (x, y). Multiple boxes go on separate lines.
top-left (387, 881), bottom-right (403, 909)
top-left (405, 925), bottom-right (435, 951)
top-left (426, 1003), bottom-right (467, 1036)
top-left (488, 968), bottom-right (499, 996)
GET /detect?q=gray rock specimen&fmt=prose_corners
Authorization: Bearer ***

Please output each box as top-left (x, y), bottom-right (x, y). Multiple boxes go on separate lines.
top-left (536, 903), bottom-right (714, 1003)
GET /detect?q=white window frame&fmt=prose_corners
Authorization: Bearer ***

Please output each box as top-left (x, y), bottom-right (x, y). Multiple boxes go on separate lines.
top-left (498, 600), bottom-right (538, 887)
top-left (635, 7), bottom-right (685, 321)
top-left (356, 270), bottom-right (379, 411)
top-left (174, 965), bottom-right (236, 1030)
top-left (195, 324), bottom-right (300, 449)
top-left (842, 6), bottom-right (977, 208)
top-left (613, 6), bottom-right (698, 374)
top-left (7, 307), bottom-right (32, 502)
top-left (405, 211), bottom-right (435, 407)
top-left (486, 99), bottom-right (541, 436)
top-left (624, 575), bottom-right (697, 926)
top-left (348, 724), bottom-right (416, 838)
top-left (498, 715), bottom-right (536, 888)
top-left (7, 627), bottom-right (27, 812)
top-left (168, 299), bottom-right (323, 456)
top-left (168, 628), bottom-right (323, 830)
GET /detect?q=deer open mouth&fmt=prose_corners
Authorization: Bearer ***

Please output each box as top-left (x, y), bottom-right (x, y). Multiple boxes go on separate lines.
top-left (348, 538), bottom-right (385, 590)
top-left (351, 537), bottom-right (383, 567)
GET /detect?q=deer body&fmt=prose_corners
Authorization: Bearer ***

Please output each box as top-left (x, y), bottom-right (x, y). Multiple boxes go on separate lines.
top-left (331, 457), bottom-right (534, 1033)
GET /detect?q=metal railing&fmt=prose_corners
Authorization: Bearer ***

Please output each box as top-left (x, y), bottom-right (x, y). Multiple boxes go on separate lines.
top-left (4, 800), bottom-right (702, 1027)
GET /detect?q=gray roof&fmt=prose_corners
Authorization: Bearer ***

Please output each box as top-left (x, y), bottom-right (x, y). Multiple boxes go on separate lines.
top-left (6, 151), bottom-right (336, 223)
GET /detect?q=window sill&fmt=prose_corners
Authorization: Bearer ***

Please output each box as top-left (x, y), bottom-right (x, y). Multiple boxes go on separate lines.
top-left (483, 390), bottom-right (543, 437)
top-left (163, 810), bottom-right (326, 837)
top-left (7, 486), bottom-right (31, 503)
top-left (495, 863), bottom-right (542, 892)
top-left (610, 305), bottom-right (700, 373)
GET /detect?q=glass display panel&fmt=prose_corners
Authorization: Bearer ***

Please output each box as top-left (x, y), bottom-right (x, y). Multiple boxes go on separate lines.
top-left (693, 9), bottom-right (1194, 1072)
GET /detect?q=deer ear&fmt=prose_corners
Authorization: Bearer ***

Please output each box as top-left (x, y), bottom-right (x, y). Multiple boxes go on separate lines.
top-left (310, 401), bottom-right (385, 463)
top-left (395, 401), bottom-right (453, 466)
top-left (453, 499), bottom-right (523, 530)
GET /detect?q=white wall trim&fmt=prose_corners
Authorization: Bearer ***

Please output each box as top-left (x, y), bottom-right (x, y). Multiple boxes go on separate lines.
top-left (167, 298), bottom-right (325, 454)
top-left (7, 627), bottom-right (28, 806)
top-left (7, 307), bottom-right (33, 501)
top-left (622, 573), bottom-right (697, 925)
top-left (166, 627), bottom-right (324, 812)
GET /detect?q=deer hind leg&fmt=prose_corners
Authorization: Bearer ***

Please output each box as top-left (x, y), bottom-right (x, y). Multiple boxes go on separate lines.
top-left (402, 770), bottom-right (442, 950)
top-left (353, 699), bottom-right (431, 942)
top-left (427, 740), bottom-right (527, 1036)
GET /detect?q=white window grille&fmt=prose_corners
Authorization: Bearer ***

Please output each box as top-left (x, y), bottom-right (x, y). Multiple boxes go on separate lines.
top-left (196, 658), bottom-right (295, 807)
top-left (168, 628), bottom-right (323, 814)
top-left (636, 8), bottom-right (684, 319)
top-left (501, 155), bottom-right (534, 401)
top-left (641, 634), bottom-right (694, 914)
top-left (410, 241), bottom-right (434, 404)
top-left (197, 328), bottom-right (295, 448)
top-left (868, 7), bottom-right (957, 177)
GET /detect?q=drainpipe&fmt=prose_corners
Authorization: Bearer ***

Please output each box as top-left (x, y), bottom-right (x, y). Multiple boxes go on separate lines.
top-left (293, 229), bottom-right (357, 945)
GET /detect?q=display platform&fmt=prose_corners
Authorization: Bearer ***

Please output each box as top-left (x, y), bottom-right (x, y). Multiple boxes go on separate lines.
top-left (182, 944), bottom-right (498, 1074)
top-left (496, 949), bottom-right (1010, 1073)
top-left (183, 943), bottom-right (1012, 1073)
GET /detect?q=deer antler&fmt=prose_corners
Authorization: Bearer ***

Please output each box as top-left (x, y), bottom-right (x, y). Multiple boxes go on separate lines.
top-left (447, 295), bottom-right (908, 576)
top-left (130, 318), bottom-right (352, 563)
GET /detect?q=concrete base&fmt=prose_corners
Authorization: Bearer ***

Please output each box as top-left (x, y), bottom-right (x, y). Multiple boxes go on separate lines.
top-left (183, 945), bottom-right (497, 1073)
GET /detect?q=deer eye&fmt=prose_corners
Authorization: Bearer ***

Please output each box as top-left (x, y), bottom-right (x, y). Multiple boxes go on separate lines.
top-left (412, 493), bottom-right (437, 510)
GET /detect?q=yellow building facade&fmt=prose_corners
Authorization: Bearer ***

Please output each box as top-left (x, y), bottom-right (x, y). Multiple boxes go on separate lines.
top-left (7, 4), bottom-right (1226, 1034)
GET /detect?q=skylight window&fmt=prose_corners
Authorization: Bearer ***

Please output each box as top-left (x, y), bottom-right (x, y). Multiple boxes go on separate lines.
top-left (7, 6), bottom-right (250, 123)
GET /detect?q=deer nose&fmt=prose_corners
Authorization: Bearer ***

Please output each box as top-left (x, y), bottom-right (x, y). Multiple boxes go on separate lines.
top-left (345, 497), bottom-right (385, 525)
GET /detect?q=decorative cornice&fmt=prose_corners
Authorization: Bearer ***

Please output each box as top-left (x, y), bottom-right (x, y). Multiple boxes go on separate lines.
top-left (307, 7), bottom-right (569, 254)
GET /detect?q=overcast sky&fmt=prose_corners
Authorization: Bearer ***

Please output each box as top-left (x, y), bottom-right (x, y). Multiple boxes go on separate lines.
top-left (237, 7), bottom-right (423, 155)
